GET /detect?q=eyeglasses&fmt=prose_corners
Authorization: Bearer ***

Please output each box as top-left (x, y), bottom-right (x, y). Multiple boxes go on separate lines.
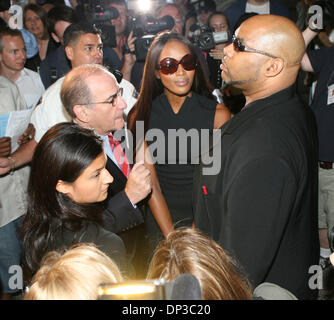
top-left (157, 54), bottom-right (196, 75)
top-left (232, 35), bottom-right (278, 59)
top-left (79, 87), bottom-right (123, 107)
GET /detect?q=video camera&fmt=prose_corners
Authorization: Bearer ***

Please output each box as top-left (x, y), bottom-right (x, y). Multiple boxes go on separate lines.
top-left (77, 0), bottom-right (118, 47)
top-left (125, 14), bottom-right (175, 62)
top-left (189, 24), bottom-right (229, 51)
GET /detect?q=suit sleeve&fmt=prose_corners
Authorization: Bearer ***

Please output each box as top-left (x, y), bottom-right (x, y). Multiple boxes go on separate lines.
top-left (224, 156), bottom-right (297, 286)
top-left (102, 190), bottom-right (144, 233)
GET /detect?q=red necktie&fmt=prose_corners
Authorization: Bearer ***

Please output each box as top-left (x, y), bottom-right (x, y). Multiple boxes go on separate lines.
top-left (108, 134), bottom-right (130, 178)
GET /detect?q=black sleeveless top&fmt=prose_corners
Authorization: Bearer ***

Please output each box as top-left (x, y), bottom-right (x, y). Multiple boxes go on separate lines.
top-left (147, 92), bottom-right (216, 227)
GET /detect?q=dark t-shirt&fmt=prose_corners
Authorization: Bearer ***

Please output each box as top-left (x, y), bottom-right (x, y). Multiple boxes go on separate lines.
top-left (308, 46), bottom-right (334, 161)
top-left (147, 92), bottom-right (216, 225)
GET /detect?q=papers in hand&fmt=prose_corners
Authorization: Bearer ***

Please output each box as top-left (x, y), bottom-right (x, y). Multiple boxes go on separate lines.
top-left (0, 108), bottom-right (33, 152)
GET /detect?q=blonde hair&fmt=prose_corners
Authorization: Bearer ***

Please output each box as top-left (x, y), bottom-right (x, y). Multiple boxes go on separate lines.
top-left (147, 228), bottom-right (253, 300)
top-left (25, 243), bottom-right (123, 300)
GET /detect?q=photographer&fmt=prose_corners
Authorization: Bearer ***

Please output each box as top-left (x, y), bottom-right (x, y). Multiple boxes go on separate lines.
top-left (206, 12), bottom-right (230, 90)
top-left (39, 5), bottom-right (78, 88)
top-left (109, 2), bottom-right (182, 91)
top-left (107, 0), bottom-right (136, 82)
top-left (301, 0), bottom-right (334, 270)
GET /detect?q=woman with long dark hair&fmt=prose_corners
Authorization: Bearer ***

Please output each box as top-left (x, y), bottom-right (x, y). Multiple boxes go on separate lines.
top-left (128, 32), bottom-right (231, 250)
top-left (24, 3), bottom-right (58, 71)
top-left (20, 122), bottom-right (127, 275)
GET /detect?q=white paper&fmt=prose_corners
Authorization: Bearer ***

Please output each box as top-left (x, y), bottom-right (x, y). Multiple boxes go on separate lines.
top-left (1, 108), bottom-right (33, 152)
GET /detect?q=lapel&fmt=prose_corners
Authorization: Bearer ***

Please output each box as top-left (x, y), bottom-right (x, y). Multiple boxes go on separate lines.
top-left (106, 156), bottom-right (127, 195)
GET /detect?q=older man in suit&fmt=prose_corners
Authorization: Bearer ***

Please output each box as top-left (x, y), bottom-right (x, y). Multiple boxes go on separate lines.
top-left (0, 24), bottom-right (165, 276)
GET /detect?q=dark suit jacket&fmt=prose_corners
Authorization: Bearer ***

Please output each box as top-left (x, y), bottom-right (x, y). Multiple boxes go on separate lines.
top-left (193, 86), bottom-right (319, 299)
top-left (102, 157), bottom-right (144, 234)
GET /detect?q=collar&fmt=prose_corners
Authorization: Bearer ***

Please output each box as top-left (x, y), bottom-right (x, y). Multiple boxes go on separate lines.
top-left (223, 85), bottom-right (296, 135)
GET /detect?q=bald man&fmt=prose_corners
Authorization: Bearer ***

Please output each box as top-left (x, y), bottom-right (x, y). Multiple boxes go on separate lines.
top-left (193, 15), bottom-right (319, 299)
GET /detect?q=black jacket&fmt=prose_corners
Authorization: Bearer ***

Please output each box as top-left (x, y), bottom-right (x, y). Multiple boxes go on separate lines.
top-left (193, 86), bottom-right (319, 299)
top-left (103, 157), bottom-right (143, 234)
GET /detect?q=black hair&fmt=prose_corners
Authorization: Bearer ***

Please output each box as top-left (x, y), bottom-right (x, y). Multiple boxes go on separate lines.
top-left (20, 122), bottom-right (105, 273)
top-left (63, 22), bottom-right (100, 47)
top-left (128, 32), bottom-right (214, 137)
top-left (207, 11), bottom-right (230, 31)
top-left (0, 0), bottom-right (10, 12)
top-left (46, 5), bottom-right (78, 36)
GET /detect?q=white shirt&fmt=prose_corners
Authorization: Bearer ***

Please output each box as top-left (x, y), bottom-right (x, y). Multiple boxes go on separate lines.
top-left (16, 68), bottom-right (45, 109)
top-left (30, 77), bottom-right (69, 143)
top-left (99, 133), bottom-right (119, 168)
top-left (245, 1), bottom-right (270, 15)
top-left (0, 76), bottom-right (29, 227)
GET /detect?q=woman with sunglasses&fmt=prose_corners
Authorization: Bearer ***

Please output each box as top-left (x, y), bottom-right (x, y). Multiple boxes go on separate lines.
top-left (20, 122), bottom-right (129, 277)
top-left (128, 32), bottom-right (230, 251)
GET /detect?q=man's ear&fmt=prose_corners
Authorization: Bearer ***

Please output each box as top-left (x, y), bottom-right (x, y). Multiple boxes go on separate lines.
top-left (264, 58), bottom-right (284, 77)
top-left (65, 45), bottom-right (73, 61)
top-left (73, 104), bottom-right (90, 123)
top-left (56, 180), bottom-right (72, 195)
top-left (51, 32), bottom-right (60, 44)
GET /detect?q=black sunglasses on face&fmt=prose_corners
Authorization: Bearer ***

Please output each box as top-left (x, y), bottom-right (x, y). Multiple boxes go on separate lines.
top-left (157, 54), bottom-right (196, 75)
top-left (232, 35), bottom-right (278, 59)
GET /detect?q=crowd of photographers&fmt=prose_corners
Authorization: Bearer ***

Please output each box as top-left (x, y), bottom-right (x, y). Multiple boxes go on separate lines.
top-left (1, 0), bottom-right (334, 301)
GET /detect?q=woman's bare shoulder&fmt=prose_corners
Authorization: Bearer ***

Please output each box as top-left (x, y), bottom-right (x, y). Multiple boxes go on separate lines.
top-left (214, 103), bottom-right (231, 129)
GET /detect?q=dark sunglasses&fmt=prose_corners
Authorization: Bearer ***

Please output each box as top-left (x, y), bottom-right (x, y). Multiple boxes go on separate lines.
top-left (232, 35), bottom-right (278, 59)
top-left (157, 54), bottom-right (197, 75)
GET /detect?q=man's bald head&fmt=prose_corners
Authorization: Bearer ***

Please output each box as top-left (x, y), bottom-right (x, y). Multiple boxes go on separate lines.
top-left (61, 64), bottom-right (116, 118)
top-left (237, 15), bottom-right (305, 69)
top-left (221, 14), bottom-right (306, 102)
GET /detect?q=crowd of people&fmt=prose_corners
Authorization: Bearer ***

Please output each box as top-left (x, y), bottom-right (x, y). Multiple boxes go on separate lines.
top-left (0, 0), bottom-right (334, 301)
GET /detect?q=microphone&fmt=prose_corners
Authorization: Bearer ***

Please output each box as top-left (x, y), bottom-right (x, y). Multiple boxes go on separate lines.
top-left (170, 274), bottom-right (202, 300)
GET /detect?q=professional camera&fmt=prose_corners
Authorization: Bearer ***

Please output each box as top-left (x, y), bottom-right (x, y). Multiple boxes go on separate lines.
top-left (77, 0), bottom-right (119, 47)
top-left (125, 14), bottom-right (175, 62)
top-left (189, 24), bottom-right (229, 51)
